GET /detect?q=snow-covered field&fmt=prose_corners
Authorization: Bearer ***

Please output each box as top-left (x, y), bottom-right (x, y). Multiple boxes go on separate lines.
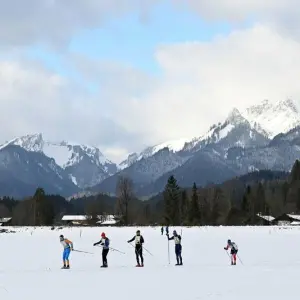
top-left (0, 226), bottom-right (299, 299)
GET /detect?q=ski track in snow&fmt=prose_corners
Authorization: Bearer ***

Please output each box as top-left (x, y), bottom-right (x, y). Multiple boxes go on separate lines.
top-left (0, 226), bottom-right (299, 299)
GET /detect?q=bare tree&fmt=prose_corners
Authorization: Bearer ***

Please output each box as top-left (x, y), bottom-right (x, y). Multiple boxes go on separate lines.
top-left (85, 195), bottom-right (106, 225)
top-left (116, 176), bottom-right (134, 225)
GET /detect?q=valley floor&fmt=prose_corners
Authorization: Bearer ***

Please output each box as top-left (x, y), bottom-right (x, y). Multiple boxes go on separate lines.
top-left (0, 226), bottom-right (299, 299)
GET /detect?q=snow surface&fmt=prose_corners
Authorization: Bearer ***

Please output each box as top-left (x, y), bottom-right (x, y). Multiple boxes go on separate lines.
top-left (43, 143), bottom-right (71, 167)
top-left (0, 226), bottom-right (300, 299)
top-left (0, 134), bottom-right (113, 169)
top-left (149, 138), bottom-right (191, 154)
top-left (242, 99), bottom-right (300, 138)
top-left (218, 124), bottom-right (235, 140)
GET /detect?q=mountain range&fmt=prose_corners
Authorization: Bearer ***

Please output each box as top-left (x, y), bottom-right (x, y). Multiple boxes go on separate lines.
top-left (1, 98), bottom-right (300, 199)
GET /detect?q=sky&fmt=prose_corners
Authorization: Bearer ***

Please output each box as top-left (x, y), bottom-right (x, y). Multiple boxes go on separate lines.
top-left (1, 0), bottom-right (300, 163)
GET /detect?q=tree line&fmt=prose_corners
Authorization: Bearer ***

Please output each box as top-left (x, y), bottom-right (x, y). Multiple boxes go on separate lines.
top-left (1, 160), bottom-right (299, 226)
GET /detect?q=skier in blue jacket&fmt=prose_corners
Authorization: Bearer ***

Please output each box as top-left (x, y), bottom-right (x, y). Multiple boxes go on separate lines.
top-left (167, 230), bottom-right (183, 266)
top-left (59, 235), bottom-right (73, 269)
top-left (93, 232), bottom-right (110, 267)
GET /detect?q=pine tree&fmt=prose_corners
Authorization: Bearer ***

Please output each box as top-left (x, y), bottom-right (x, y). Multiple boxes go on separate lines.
top-left (242, 185), bottom-right (251, 213)
top-left (163, 175), bottom-right (181, 225)
top-left (33, 187), bottom-right (45, 225)
top-left (188, 183), bottom-right (201, 225)
top-left (290, 160), bottom-right (300, 182)
top-left (180, 189), bottom-right (189, 224)
top-left (286, 160), bottom-right (300, 213)
top-left (32, 188), bottom-right (54, 225)
top-left (256, 182), bottom-right (266, 214)
top-left (211, 188), bottom-right (231, 225)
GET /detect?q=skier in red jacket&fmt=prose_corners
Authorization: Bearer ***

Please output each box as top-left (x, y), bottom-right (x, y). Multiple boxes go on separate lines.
top-left (224, 239), bottom-right (238, 265)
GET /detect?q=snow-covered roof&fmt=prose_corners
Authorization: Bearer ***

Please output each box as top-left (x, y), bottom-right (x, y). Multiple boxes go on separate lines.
top-left (287, 214), bottom-right (300, 221)
top-left (62, 215), bottom-right (88, 221)
top-left (97, 220), bottom-right (117, 225)
top-left (0, 217), bottom-right (12, 223)
top-left (290, 221), bottom-right (300, 225)
top-left (62, 214), bottom-right (117, 222)
top-left (96, 215), bottom-right (118, 225)
top-left (256, 214), bottom-right (275, 222)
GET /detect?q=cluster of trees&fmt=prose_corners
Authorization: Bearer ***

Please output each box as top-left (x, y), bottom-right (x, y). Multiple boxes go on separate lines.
top-left (161, 161), bottom-right (300, 225)
top-left (1, 160), bottom-right (300, 226)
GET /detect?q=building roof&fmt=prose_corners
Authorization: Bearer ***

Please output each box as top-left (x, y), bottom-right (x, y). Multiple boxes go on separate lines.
top-left (287, 214), bottom-right (300, 221)
top-left (62, 215), bottom-right (88, 221)
top-left (256, 214), bottom-right (275, 222)
top-left (96, 215), bottom-right (117, 225)
top-left (62, 215), bottom-right (118, 222)
top-left (0, 217), bottom-right (12, 223)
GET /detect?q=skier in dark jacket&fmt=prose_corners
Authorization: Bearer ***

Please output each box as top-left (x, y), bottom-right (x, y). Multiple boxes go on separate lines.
top-left (167, 230), bottom-right (182, 266)
top-left (161, 226), bottom-right (164, 235)
top-left (127, 230), bottom-right (144, 267)
top-left (93, 232), bottom-right (110, 267)
top-left (224, 239), bottom-right (238, 265)
top-left (166, 226), bottom-right (169, 236)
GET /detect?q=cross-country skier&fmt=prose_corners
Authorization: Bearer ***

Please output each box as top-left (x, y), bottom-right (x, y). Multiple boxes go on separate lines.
top-left (167, 230), bottom-right (183, 266)
top-left (161, 226), bottom-right (164, 235)
top-left (93, 232), bottom-right (110, 268)
top-left (166, 226), bottom-right (169, 235)
top-left (127, 230), bottom-right (144, 267)
top-left (224, 239), bottom-right (238, 265)
top-left (59, 235), bottom-right (73, 269)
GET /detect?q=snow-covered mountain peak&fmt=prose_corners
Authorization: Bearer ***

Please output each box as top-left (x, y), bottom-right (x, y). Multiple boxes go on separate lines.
top-left (119, 152), bottom-right (139, 170)
top-left (0, 133), bottom-right (118, 188)
top-left (226, 108), bottom-right (247, 125)
top-left (140, 138), bottom-right (192, 159)
top-left (119, 137), bottom-right (193, 170)
top-left (242, 98), bottom-right (300, 138)
top-left (1, 133), bottom-right (44, 152)
top-left (277, 98), bottom-right (298, 113)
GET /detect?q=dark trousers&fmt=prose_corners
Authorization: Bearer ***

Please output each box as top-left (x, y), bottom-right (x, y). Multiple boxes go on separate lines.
top-left (135, 245), bottom-right (144, 265)
top-left (175, 244), bottom-right (182, 264)
top-left (102, 249), bottom-right (109, 266)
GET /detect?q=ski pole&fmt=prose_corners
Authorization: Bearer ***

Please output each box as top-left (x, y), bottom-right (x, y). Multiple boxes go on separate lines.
top-left (225, 250), bottom-right (231, 262)
top-left (167, 240), bottom-right (170, 264)
top-left (143, 246), bottom-right (153, 256)
top-left (73, 249), bottom-right (94, 254)
top-left (129, 242), bottom-right (153, 256)
top-left (237, 254), bottom-right (244, 265)
top-left (109, 246), bottom-right (125, 254)
top-left (95, 245), bottom-right (125, 254)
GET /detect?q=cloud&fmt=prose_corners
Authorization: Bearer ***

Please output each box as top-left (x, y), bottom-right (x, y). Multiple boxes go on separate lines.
top-left (0, 0), bottom-right (161, 47)
top-left (3, 23), bottom-right (300, 163)
top-left (2, 1), bottom-right (300, 163)
top-left (173, 0), bottom-right (300, 38)
top-left (0, 57), bottom-right (145, 160)
top-left (97, 24), bottom-right (300, 147)
top-left (1, 0), bottom-right (300, 49)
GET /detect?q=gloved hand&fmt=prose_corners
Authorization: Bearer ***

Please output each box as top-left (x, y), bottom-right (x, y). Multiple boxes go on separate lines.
top-left (127, 241), bottom-right (129, 243)
top-left (93, 243), bottom-right (96, 246)
top-left (224, 247), bottom-right (226, 250)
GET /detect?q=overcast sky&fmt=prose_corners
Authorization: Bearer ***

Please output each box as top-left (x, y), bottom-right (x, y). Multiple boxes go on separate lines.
top-left (1, 0), bottom-right (300, 163)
